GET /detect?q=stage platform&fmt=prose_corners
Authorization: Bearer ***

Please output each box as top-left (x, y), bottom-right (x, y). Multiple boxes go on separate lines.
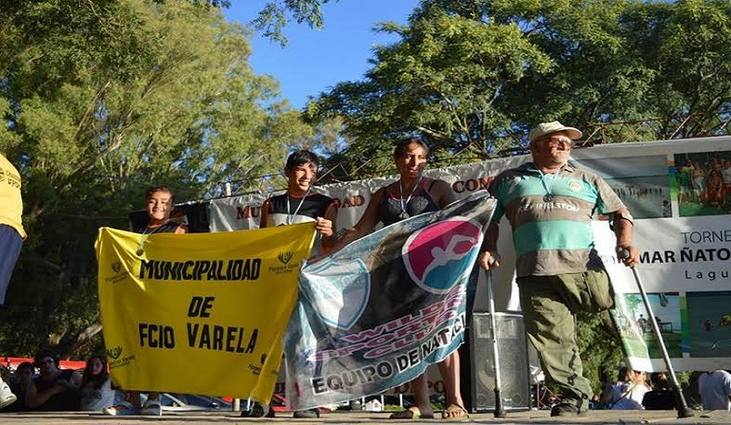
top-left (0, 410), bottom-right (729, 424)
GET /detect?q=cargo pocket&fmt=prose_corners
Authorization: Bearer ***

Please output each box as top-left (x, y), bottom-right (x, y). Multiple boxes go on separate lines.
top-left (583, 268), bottom-right (614, 312)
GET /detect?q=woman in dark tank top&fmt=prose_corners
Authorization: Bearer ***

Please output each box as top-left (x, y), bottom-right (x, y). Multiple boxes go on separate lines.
top-left (378, 178), bottom-right (440, 226)
top-left (332, 138), bottom-right (466, 420)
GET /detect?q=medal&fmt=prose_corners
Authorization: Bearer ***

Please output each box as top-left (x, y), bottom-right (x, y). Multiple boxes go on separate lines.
top-left (538, 168), bottom-right (559, 203)
top-left (399, 211), bottom-right (410, 220)
top-left (136, 222), bottom-right (167, 257)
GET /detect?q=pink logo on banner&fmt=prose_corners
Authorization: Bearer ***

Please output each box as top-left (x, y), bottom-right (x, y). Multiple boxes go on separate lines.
top-left (402, 217), bottom-right (483, 294)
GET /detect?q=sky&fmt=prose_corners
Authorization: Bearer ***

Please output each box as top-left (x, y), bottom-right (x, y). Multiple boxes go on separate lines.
top-left (223, 1), bottom-right (420, 109)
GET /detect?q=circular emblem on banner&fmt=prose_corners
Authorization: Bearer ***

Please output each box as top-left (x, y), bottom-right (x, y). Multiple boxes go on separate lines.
top-left (402, 217), bottom-right (483, 294)
top-left (304, 258), bottom-right (370, 330)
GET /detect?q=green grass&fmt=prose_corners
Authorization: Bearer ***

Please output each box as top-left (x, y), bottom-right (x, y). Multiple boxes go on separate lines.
top-left (679, 202), bottom-right (727, 217)
top-left (623, 332), bottom-right (682, 358)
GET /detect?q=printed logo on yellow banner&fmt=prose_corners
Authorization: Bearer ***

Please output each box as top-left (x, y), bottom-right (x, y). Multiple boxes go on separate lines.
top-left (95, 224), bottom-right (315, 403)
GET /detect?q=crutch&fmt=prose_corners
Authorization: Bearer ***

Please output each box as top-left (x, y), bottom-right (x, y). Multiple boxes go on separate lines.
top-left (485, 269), bottom-right (507, 418)
top-left (620, 250), bottom-right (694, 418)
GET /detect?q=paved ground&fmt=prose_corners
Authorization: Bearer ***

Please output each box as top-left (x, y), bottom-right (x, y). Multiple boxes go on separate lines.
top-left (0, 410), bottom-right (729, 424)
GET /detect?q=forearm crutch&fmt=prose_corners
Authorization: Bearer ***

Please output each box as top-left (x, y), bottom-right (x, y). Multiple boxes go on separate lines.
top-left (620, 250), bottom-right (694, 418)
top-left (486, 269), bottom-right (507, 418)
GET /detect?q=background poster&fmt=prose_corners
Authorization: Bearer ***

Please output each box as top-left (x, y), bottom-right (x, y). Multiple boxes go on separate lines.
top-left (577, 140), bottom-right (731, 371)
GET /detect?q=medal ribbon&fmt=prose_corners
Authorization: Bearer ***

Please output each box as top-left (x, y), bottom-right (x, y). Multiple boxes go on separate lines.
top-left (136, 222), bottom-right (170, 256)
top-left (286, 188), bottom-right (311, 225)
top-left (537, 169), bottom-right (559, 200)
top-left (398, 177), bottom-right (422, 219)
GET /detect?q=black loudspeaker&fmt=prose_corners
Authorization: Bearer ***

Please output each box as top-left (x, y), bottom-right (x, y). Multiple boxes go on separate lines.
top-left (470, 312), bottom-right (531, 412)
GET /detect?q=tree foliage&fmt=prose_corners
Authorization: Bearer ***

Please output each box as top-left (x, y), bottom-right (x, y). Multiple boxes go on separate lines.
top-left (252, 0), bottom-right (337, 45)
top-left (0, 0), bottom-right (311, 358)
top-left (308, 0), bottom-right (731, 177)
top-left (575, 312), bottom-right (625, 395)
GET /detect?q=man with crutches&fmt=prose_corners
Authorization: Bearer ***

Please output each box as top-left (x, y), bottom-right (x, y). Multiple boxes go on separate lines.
top-left (477, 121), bottom-right (640, 417)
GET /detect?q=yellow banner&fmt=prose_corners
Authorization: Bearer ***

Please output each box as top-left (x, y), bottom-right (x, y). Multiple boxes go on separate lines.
top-left (95, 224), bottom-right (315, 402)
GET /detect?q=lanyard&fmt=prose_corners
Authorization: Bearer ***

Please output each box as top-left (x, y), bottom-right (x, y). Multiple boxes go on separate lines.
top-left (398, 177), bottom-right (421, 219)
top-left (537, 169), bottom-right (559, 202)
top-left (136, 221), bottom-right (169, 256)
top-left (286, 188), bottom-right (310, 225)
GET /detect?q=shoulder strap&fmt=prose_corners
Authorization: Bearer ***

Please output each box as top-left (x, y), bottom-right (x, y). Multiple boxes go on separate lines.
top-left (612, 383), bottom-right (636, 407)
top-left (427, 178), bottom-right (437, 192)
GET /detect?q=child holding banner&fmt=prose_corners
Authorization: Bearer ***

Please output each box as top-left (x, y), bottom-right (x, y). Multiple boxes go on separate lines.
top-left (259, 150), bottom-right (336, 251)
top-left (103, 186), bottom-right (187, 416)
top-left (332, 138), bottom-right (467, 420)
top-left (243, 150), bottom-right (336, 419)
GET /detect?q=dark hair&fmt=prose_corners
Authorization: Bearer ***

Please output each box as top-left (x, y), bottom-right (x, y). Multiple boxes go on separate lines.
top-left (285, 150), bottom-right (319, 171)
top-left (393, 137), bottom-right (429, 159)
top-left (144, 186), bottom-right (174, 202)
top-left (617, 366), bottom-right (628, 381)
top-left (649, 372), bottom-right (670, 390)
top-left (34, 350), bottom-right (60, 368)
top-left (81, 355), bottom-right (109, 390)
top-left (16, 362), bottom-right (33, 373)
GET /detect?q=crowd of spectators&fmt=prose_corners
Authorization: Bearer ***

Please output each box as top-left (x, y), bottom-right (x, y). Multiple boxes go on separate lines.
top-left (595, 366), bottom-right (731, 412)
top-left (0, 350), bottom-right (117, 413)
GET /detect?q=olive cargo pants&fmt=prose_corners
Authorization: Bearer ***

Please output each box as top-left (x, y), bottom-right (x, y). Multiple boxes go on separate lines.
top-left (517, 268), bottom-right (614, 405)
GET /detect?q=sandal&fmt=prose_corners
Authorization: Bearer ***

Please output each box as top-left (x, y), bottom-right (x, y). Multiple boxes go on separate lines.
top-left (102, 400), bottom-right (138, 416)
top-left (140, 400), bottom-right (162, 416)
top-left (389, 406), bottom-right (434, 419)
top-left (441, 403), bottom-right (469, 420)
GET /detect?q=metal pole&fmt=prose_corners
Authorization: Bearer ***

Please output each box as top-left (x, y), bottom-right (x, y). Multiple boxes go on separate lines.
top-left (228, 174), bottom-right (236, 412)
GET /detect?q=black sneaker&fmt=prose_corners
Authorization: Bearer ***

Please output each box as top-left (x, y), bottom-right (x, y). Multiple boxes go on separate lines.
top-left (293, 408), bottom-right (320, 418)
top-left (550, 401), bottom-right (587, 417)
top-left (241, 402), bottom-right (272, 418)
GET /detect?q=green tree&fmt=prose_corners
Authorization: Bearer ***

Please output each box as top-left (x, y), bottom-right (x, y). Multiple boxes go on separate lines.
top-left (308, 0), bottom-right (731, 176)
top-left (488, 0), bottom-right (731, 142)
top-left (575, 312), bottom-right (625, 395)
top-left (252, 0), bottom-right (337, 45)
top-left (307, 3), bottom-right (552, 176)
top-left (0, 0), bottom-right (310, 358)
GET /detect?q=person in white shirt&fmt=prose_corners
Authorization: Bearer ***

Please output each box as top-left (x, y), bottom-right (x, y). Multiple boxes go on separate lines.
top-left (609, 369), bottom-right (650, 410)
top-left (79, 355), bottom-right (116, 411)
